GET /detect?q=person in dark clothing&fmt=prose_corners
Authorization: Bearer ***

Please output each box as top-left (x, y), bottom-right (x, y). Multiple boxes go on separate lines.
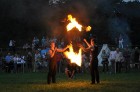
top-left (79, 37), bottom-right (100, 84)
top-left (47, 41), bottom-right (69, 84)
top-left (101, 50), bottom-right (109, 72)
top-left (123, 47), bottom-right (131, 72)
top-left (133, 47), bottom-right (140, 69)
top-left (26, 52), bottom-right (33, 72)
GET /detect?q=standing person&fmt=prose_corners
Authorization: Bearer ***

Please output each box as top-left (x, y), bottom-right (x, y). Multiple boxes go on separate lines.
top-left (101, 50), bottom-right (109, 72)
top-left (118, 34), bottom-right (123, 49)
top-left (9, 40), bottom-right (16, 53)
top-left (32, 37), bottom-right (39, 50)
top-left (109, 47), bottom-right (116, 74)
top-left (79, 36), bottom-right (100, 84)
top-left (133, 47), bottom-right (140, 69)
top-left (5, 53), bottom-right (12, 73)
top-left (47, 41), bottom-right (69, 84)
top-left (115, 48), bottom-right (123, 73)
top-left (34, 50), bottom-right (41, 72)
top-left (9, 40), bottom-right (13, 52)
top-left (12, 40), bottom-right (16, 53)
top-left (13, 54), bottom-right (18, 73)
top-left (41, 36), bottom-right (46, 47)
top-left (26, 52), bottom-right (33, 72)
top-left (123, 47), bottom-right (131, 72)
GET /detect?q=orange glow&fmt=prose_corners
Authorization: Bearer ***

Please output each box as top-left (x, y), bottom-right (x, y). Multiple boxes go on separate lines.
top-left (86, 26), bottom-right (91, 32)
top-left (66, 15), bottom-right (82, 31)
top-left (64, 44), bottom-right (82, 66)
top-left (66, 14), bottom-right (92, 32)
top-left (65, 14), bottom-right (92, 66)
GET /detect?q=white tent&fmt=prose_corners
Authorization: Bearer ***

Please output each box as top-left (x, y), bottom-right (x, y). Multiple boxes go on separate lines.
top-left (97, 44), bottom-right (111, 66)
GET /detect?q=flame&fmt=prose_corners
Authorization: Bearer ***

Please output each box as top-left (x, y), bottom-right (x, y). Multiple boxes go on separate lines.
top-left (65, 14), bottom-right (92, 66)
top-left (66, 14), bottom-right (92, 32)
top-left (86, 26), bottom-right (91, 32)
top-left (66, 15), bottom-right (82, 31)
top-left (64, 44), bottom-right (82, 66)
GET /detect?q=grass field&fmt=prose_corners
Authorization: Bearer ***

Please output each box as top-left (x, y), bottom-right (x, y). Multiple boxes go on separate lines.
top-left (0, 71), bottom-right (140, 92)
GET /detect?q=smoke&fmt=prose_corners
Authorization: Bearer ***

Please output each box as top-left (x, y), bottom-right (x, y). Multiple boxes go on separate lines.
top-left (58, 0), bottom-right (133, 47)
top-left (86, 0), bottom-right (133, 46)
top-left (108, 17), bottom-right (131, 47)
top-left (41, 0), bottom-right (92, 38)
top-left (0, 0), bottom-right (114, 33)
top-left (0, 0), bottom-right (138, 46)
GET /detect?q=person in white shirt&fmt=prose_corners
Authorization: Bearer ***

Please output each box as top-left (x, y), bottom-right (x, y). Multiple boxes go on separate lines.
top-left (118, 34), bottom-right (124, 49)
top-left (13, 54), bottom-right (18, 73)
top-left (115, 48), bottom-right (123, 73)
top-left (109, 47), bottom-right (116, 74)
top-left (9, 40), bottom-right (14, 52)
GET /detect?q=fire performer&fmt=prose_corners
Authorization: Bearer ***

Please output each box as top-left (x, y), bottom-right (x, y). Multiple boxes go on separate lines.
top-left (47, 40), bottom-right (69, 84)
top-left (79, 36), bottom-right (100, 84)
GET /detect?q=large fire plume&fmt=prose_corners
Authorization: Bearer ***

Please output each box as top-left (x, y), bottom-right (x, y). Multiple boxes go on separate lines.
top-left (64, 44), bottom-right (82, 66)
top-left (66, 14), bottom-right (82, 31)
top-left (64, 14), bottom-right (92, 66)
top-left (66, 14), bottom-right (91, 32)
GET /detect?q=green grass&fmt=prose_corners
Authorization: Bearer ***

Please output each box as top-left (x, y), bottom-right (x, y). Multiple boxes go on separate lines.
top-left (0, 71), bottom-right (140, 92)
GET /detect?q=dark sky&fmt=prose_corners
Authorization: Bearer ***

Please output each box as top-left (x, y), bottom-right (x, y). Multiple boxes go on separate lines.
top-left (0, 0), bottom-right (140, 47)
top-left (0, 0), bottom-right (93, 47)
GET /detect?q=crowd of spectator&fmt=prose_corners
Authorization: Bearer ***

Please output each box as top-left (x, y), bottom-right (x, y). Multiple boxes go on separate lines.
top-left (0, 36), bottom-right (140, 77)
top-left (101, 46), bottom-right (140, 74)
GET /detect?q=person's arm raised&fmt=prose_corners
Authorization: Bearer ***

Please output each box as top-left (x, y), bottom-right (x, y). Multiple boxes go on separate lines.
top-left (83, 39), bottom-right (91, 47)
top-left (79, 44), bottom-right (91, 52)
